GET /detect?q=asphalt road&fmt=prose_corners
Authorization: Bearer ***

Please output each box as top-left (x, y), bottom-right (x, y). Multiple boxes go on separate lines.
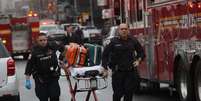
top-left (14, 59), bottom-right (177, 101)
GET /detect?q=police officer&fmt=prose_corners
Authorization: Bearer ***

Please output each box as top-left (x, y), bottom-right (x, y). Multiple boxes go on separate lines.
top-left (24, 33), bottom-right (62, 101)
top-left (62, 25), bottom-right (84, 45)
top-left (74, 26), bottom-right (84, 45)
top-left (101, 23), bottom-right (144, 101)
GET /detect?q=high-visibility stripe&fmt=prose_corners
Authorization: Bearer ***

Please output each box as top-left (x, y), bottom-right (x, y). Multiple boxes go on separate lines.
top-left (31, 27), bottom-right (39, 32)
top-left (0, 30), bottom-right (11, 34)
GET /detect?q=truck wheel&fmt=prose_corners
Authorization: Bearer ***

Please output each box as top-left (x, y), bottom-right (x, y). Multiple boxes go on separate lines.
top-left (176, 59), bottom-right (193, 101)
top-left (150, 82), bottom-right (160, 91)
top-left (194, 60), bottom-right (201, 101)
top-left (14, 94), bottom-right (20, 101)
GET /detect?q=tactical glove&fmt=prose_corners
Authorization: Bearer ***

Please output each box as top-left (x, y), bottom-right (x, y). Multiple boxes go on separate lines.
top-left (25, 79), bottom-right (31, 90)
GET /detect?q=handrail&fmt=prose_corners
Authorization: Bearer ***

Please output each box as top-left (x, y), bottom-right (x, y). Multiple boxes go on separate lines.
top-left (147, 0), bottom-right (186, 9)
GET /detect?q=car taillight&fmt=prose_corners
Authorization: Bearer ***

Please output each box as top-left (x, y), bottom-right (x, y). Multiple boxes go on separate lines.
top-left (7, 58), bottom-right (15, 76)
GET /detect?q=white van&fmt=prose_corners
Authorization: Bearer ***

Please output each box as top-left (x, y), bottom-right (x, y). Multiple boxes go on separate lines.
top-left (0, 39), bottom-right (20, 101)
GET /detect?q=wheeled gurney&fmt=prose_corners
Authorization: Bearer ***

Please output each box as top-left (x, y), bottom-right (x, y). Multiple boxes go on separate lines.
top-left (63, 65), bottom-right (108, 101)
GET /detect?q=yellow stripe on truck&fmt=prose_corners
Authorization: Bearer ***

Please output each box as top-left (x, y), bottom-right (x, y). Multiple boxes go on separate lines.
top-left (0, 30), bottom-right (11, 34)
top-left (32, 27), bottom-right (39, 32)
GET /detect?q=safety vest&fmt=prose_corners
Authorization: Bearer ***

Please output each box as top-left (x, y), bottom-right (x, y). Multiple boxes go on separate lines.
top-left (65, 43), bottom-right (87, 67)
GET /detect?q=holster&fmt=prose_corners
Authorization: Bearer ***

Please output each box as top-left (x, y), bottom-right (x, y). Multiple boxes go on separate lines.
top-left (34, 72), bottom-right (59, 84)
top-left (112, 64), bottom-right (134, 72)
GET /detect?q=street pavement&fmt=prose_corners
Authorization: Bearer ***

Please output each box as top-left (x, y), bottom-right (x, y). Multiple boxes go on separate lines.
top-left (15, 59), bottom-right (177, 101)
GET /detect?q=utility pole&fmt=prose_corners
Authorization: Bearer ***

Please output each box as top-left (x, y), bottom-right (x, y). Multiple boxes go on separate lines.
top-left (90, 0), bottom-right (94, 26)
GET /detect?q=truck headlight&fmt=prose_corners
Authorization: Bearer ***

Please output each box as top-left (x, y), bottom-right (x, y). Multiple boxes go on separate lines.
top-left (2, 39), bottom-right (6, 44)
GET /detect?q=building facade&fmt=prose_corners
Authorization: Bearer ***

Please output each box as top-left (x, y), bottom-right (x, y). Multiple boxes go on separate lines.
top-left (0, 0), bottom-right (16, 15)
top-left (106, 0), bottom-right (149, 27)
top-left (57, 0), bottom-right (103, 27)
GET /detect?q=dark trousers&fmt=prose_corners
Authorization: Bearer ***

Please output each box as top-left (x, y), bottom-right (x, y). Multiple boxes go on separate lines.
top-left (34, 78), bottom-right (60, 101)
top-left (112, 70), bottom-right (138, 101)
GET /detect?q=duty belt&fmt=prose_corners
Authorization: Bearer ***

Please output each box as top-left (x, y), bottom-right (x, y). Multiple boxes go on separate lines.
top-left (114, 65), bottom-right (134, 72)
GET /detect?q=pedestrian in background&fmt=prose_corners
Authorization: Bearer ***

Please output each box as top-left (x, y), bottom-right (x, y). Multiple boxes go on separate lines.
top-left (74, 26), bottom-right (84, 45)
top-left (24, 33), bottom-right (62, 101)
top-left (63, 25), bottom-right (83, 45)
top-left (101, 23), bottom-right (145, 101)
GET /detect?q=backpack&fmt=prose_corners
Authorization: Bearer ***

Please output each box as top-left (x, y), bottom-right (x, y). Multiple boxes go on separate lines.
top-left (65, 43), bottom-right (87, 67)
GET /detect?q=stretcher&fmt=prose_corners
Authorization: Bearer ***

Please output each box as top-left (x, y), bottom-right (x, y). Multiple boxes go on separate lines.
top-left (62, 65), bottom-right (108, 101)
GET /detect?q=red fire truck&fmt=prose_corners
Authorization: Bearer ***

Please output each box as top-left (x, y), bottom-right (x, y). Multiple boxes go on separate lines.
top-left (108, 0), bottom-right (201, 101)
top-left (0, 15), bottom-right (39, 59)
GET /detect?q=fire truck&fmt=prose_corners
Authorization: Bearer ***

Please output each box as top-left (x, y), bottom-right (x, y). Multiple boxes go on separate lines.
top-left (107, 0), bottom-right (201, 101)
top-left (0, 15), bottom-right (39, 59)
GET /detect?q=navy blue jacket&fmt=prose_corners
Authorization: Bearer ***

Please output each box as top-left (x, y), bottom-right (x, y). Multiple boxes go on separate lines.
top-left (102, 36), bottom-right (145, 70)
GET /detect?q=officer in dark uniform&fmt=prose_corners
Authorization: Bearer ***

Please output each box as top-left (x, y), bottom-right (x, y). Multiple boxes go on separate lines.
top-left (24, 33), bottom-right (63, 101)
top-left (101, 23), bottom-right (145, 101)
top-left (62, 25), bottom-right (84, 45)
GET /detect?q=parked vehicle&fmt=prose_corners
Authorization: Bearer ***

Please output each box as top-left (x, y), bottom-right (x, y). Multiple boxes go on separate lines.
top-left (60, 23), bottom-right (81, 31)
top-left (107, 0), bottom-right (201, 101)
top-left (0, 15), bottom-right (39, 59)
top-left (0, 39), bottom-right (20, 101)
top-left (82, 26), bottom-right (102, 45)
top-left (40, 19), bottom-right (55, 25)
top-left (40, 24), bottom-right (66, 45)
top-left (40, 24), bottom-right (65, 35)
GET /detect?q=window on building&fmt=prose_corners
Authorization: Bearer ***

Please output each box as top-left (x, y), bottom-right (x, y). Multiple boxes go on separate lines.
top-left (114, 0), bottom-right (120, 16)
top-left (129, 0), bottom-right (143, 25)
top-left (148, 0), bottom-right (155, 5)
top-left (120, 0), bottom-right (126, 22)
top-left (114, 0), bottom-right (126, 24)
top-left (129, 0), bottom-right (136, 24)
top-left (136, 0), bottom-right (143, 21)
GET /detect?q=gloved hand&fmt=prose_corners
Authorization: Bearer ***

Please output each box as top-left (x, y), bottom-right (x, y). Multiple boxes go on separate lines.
top-left (100, 67), bottom-right (108, 78)
top-left (25, 79), bottom-right (31, 90)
